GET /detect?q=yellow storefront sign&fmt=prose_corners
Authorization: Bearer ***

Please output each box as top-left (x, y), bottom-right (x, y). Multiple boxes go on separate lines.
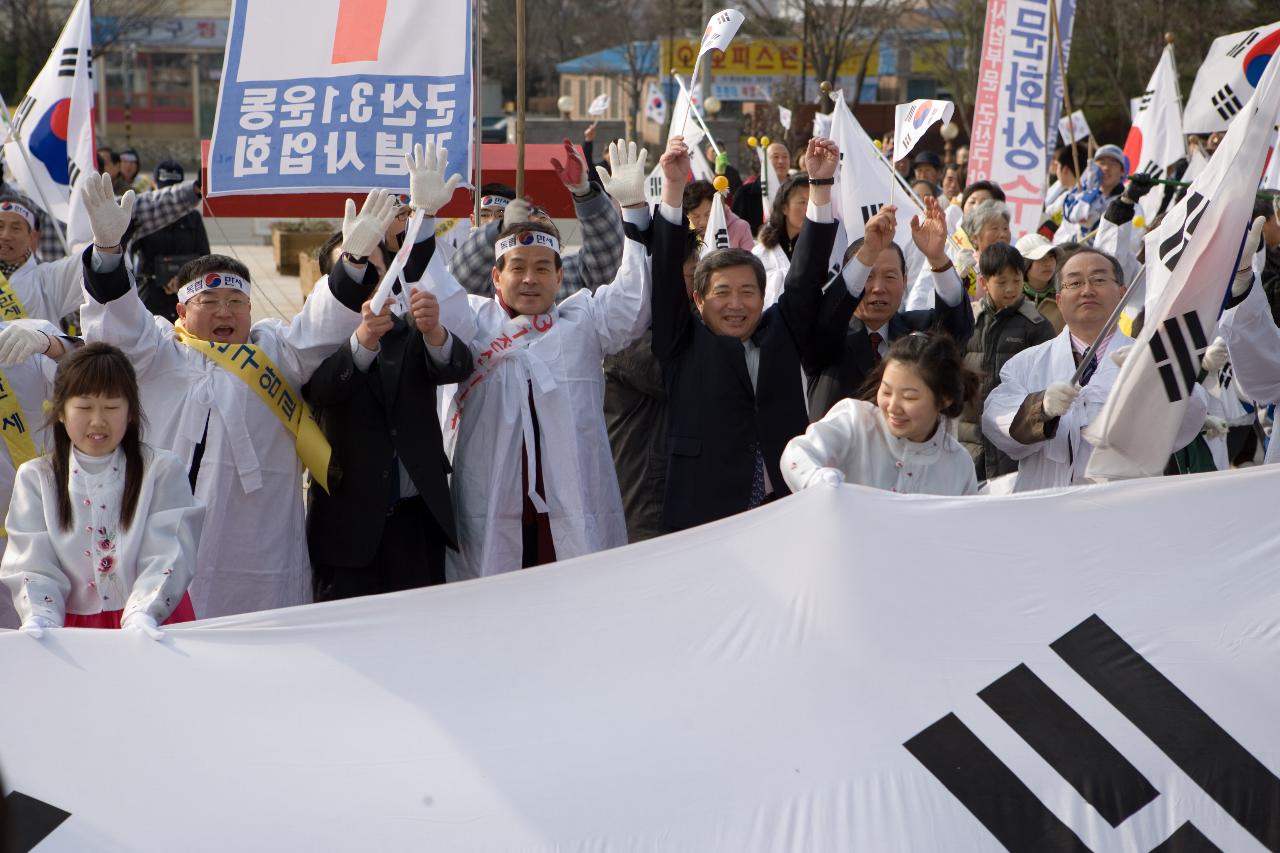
top-left (662, 38), bottom-right (879, 79)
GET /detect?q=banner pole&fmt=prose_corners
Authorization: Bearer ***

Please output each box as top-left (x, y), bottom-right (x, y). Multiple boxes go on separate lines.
top-left (1049, 1), bottom-right (1080, 180)
top-left (472, 0), bottom-right (483, 224)
top-left (515, 0), bottom-right (526, 198)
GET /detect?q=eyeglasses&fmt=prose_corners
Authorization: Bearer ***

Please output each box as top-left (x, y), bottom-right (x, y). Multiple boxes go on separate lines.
top-left (1058, 274), bottom-right (1117, 292)
top-left (189, 295), bottom-right (251, 310)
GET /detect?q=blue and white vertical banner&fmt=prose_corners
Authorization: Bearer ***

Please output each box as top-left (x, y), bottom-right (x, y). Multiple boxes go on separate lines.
top-left (1043, 0), bottom-right (1075, 166)
top-left (207, 0), bottom-right (472, 196)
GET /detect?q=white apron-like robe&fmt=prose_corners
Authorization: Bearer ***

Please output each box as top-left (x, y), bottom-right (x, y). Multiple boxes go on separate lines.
top-left (1219, 277), bottom-right (1280, 464)
top-left (1, 445), bottom-right (203, 626)
top-left (446, 234), bottom-right (650, 580)
top-left (6, 253), bottom-right (84, 323)
top-left (81, 278), bottom-right (361, 618)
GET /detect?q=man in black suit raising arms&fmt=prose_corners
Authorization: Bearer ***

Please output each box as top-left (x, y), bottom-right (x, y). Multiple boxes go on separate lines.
top-left (651, 134), bottom-right (841, 531)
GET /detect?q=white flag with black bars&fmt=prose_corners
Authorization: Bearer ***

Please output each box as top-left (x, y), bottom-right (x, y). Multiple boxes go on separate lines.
top-left (1086, 48), bottom-right (1280, 479)
top-left (587, 93), bottom-right (610, 117)
top-left (892, 99), bottom-right (953, 163)
top-left (698, 189), bottom-right (729, 259)
top-left (696, 8), bottom-right (744, 59)
top-left (1123, 45), bottom-right (1186, 222)
top-left (754, 142), bottom-right (777, 211)
top-left (829, 90), bottom-right (921, 246)
top-left (3, 0), bottom-right (96, 241)
top-left (1057, 109), bottom-right (1091, 144)
top-left (1183, 21), bottom-right (1280, 133)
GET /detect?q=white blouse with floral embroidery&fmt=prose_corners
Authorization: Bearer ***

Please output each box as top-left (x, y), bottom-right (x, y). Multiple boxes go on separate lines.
top-left (0, 444), bottom-right (204, 625)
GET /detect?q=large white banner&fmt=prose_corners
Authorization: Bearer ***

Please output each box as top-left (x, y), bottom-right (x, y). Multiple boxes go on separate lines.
top-left (4, 469), bottom-right (1280, 851)
top-left (967, 0), bottom-right (1052, 238)
top-left (1123, 45), bottom-right (1186, 223)
top-left (207, 0), bottom-right (473, 196)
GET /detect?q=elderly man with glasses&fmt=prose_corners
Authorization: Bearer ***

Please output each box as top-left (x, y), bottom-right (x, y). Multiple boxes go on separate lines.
top-left (982, 246), bottom-right (1207, 491)
top-left (75, 173), bottom-right (400, 619)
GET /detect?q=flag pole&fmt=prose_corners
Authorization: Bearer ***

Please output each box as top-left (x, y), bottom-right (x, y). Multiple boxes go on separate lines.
top-left (515, 0), bottom-right (526, 198)
top-left (679, 56), bottom-right (703, 139)
top-left (471, 0), bottom-right (483, 224)
top-left (672, 72), bottom-right (721, 156)
top-left (1049, 0), bottom-right (1080, 180)
top-left (5, 141), bottom-right (71, 257)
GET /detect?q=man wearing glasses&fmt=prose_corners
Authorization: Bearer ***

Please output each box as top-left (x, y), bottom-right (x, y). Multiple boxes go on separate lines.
top-left (982, 247), bottom-right (1207, 491)
top-left (75, 173), bottom-right (400, 619)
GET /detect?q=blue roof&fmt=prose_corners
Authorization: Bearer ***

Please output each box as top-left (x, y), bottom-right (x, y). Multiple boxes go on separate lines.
top-left (555, 42), bottom-right (659, 75)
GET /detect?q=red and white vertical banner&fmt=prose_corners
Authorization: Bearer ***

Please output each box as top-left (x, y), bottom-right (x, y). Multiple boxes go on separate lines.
top-left (967, 0), bottom-right (1052, 238)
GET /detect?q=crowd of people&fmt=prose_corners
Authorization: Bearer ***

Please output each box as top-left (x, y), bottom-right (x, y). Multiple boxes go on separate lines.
top-left (1, 121), bottom-right (1279, 639)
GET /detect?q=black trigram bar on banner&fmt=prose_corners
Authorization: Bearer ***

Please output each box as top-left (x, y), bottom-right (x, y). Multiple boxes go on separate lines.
top-left (1149, 822), bottom-right (1223, 853)
top-left (978, 663), bottom-right (1158, 827)
top-left (1149, 312), bottom-right (1209, 403)
top-left (1212, 85), bottom-right (1244, 121)
top-left (4, 790), bottom-right (71, 853)
top-left (1052, 614), bottom-right (1280, 851)
top-left (904, 713), bottom-right (1091, 851)
top-left (860, 202), bottom-right (883, 224)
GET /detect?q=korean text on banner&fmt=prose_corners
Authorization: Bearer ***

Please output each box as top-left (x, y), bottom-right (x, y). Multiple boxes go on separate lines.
top-left (968, 0), bottom-right (1052, 238)
top-left (207, 0), bottom-right (473, 196)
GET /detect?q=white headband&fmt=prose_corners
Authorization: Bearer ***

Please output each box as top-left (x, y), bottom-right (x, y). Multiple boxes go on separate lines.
top-left (178, 271), bottom-right (251, 304)
top-left (495, 230), bottom-right (561, 261)
top-left (0, 201), bottom-right (36, 230)
top-left (480, 195), bottom-right (511, 209)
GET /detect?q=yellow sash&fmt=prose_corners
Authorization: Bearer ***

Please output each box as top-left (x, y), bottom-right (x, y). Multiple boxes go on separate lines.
top-left (0, 270), bottom-right (28, 321)
top-left (174, 326), bottom-right (331, 492)
top-left (0, 366), bottom-right (39, 537)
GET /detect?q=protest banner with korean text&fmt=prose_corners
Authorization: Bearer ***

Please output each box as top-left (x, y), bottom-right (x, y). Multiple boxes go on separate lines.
top-left (207, 0), bottom-right (472, 195)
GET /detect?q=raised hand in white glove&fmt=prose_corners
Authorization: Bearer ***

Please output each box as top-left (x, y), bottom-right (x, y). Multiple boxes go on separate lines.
top-left (1109, 345), bottom-right (1133, 368)
top-left (1201, 338), bottom-right (1229, 373)
top-left (502, 198), bottom-right (531, 228)
top-left (20, 614), bottom-right (54, 639)
top-left (122, 611), bottom-right (165, 641)
top-left (1202, 415), bottom-right (1229, 441)
top-left (810, 467), bottom-right (845, 489)
top-left (1232, 216), bottom-right (1265, 297)
top-left (0, 323), bottom-right (50, 366)
top-left (404, 142), bottom-right (462, 216)
top-left (954, 247), bottom-right (977, 277)
top-left (594, 139), bottom-right (649, 208)
top-left (341, 189), bottom-right (398, 259)
top-left (1042, 382), bottom-right (1081, 418)
top-left (79, 172), bottom-right (135, 249)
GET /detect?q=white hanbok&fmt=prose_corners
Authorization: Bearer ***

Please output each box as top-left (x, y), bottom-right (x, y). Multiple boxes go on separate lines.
top-left (81, 266), bottom-right (362, 618)
top-left (1, 445), bottom-right (203, 626)
top-left (782, 399), bottom-right (977, 496)
top-left (5, 253), bottom-right (83, 323)
top-left (446, 229), bottom-right (651, 580)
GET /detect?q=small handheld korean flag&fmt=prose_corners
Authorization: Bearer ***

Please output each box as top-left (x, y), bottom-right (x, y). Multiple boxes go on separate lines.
top-left (645, 81), bottom-right (666, 125)
top-left (697, 9), bottom-right (745, 60)
top-left (778, 105), bottom-right (792, 131)
top-left (1123, 46), bottom-right (1187, 221)
top-left (588, 93), bottom-right (610, 117)
top-left (1057, 110), bottom-right (1091, 144)
top-left (1183, 21), bottom-right (1280, 133)
top-left (644, 162), bottom-right (664, 208)
top-left (892, 99), bottom-right (953, 162)
top-left (699, 191), bottom-right (730, 259)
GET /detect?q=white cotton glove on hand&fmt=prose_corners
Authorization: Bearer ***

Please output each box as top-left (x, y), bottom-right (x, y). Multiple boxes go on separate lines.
top-left (404, 142), bottom-right (462, 216)
top-left (341, 189), bottom-right (398, 259)
top-left (1202, 415), bottom-right (1229, 441)
top-left (1201, 338), bottom-right (1230, 373)
top-left (19, 615), bottom-right (54, 639)
top-left (595, 139), bottom-right (649, 208)
top-left (1233, 216), bottom-right (1265, 297)
top-left (1109, 345), bottom-right (1133, 368)
top-left (1043, 382), bottom-right (1082, 418)
top-left (809, 467), bottom-right (845, 489)
top-left (954, 247), bottom-right (977, 277)
top-left (79, 172), bottom-right (135, 249)
top-left (502, 198), bottom-right (531, 227)
top-left (122, 611), bottom-right (165, 641)
top-left (0, 324), bottom-right (50, 366)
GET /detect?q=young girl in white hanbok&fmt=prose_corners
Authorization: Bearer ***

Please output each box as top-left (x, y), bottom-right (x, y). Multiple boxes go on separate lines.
top-left (0, 343), bottom-right (203, 637)
top-left (782, 333), bottom-right (980, 496)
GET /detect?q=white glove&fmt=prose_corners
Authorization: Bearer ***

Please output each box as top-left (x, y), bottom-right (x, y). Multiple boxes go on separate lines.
top-left (1232, 216), bottom-right (1265, 297)
top-left (341, 189), bottom-right (399, 259)
top-left (595, 139), bottom-right (649, 208)
top-left (954, 247), bottom-right (977, 277)
top-left (404, 142), bottom-right (462, 216)
top-left (811, 467), bottom-right (845, 489)
top-left (1042, 382), bottom-right (1081, 418)
top-left (19, 614), bottom-right (54, 639)
top-left (122, 611), bottom-right (165, 641)
top-left (1202, 415), bottom-right (1229, 441)
top-left (1109, 345), bottom-right (1133, 368)
top-left (1201, 338), bottom-right (1229, 373)
top-left (78, 172), bottom-right (135, 249)
top-left (0, 323), bottom-right (50, 366)
top-left (502, 198), bottom-right (531, 227)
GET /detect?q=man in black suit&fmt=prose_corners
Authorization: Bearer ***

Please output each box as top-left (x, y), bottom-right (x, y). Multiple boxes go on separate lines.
top-left (652, 135), bottom-right (841, 531)
top-left (806, 196), bottom-right (975, 420)
top-left (305, 254), bottom-right (473, 600)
